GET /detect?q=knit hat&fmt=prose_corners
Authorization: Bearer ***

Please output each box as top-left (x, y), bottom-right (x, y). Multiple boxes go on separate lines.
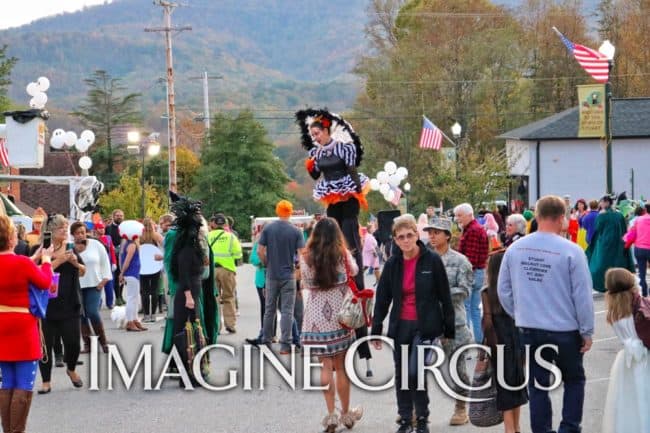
top-left (275, 200), bottom-right (293, 218)
top-left (523, 210), bottom-right (534, 221)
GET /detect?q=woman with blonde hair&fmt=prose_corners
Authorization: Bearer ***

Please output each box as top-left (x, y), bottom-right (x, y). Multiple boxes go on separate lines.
top-left (139, 217), bottom-right (163, 323)
top-left (300, 217), bottom-right (363, 433)
top-left (38, 214), bottom-right (86, 393)
top-left (602, 268), bottom-right (650, 433)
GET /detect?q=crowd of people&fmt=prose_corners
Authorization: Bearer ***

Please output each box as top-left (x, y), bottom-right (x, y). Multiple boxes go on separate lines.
top-left (1, 186), bottom-right (650, 432)
top-left (1, 107), bottom-right (649, 433)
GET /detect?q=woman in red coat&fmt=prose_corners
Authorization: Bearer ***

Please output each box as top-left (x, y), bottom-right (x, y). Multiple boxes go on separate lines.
top-left (0, 215), bottom-right (53, 433)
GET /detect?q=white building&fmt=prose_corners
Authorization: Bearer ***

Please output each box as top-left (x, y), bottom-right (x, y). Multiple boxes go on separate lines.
top-left (501, 97), bottom-right (650, 208)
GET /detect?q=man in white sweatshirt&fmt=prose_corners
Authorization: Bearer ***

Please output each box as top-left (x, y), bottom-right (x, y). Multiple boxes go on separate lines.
top-left (498, 195), bottom-right (594, 433)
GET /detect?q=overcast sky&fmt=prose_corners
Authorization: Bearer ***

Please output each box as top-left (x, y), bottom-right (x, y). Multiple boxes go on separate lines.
top-left (0, 1), bottom-right (111, 30)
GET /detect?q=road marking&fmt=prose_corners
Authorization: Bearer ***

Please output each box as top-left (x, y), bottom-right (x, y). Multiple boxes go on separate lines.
top-left (592, 336), bottom-right (617, 343)
top-left (587, 377), bottom-right (610, 384)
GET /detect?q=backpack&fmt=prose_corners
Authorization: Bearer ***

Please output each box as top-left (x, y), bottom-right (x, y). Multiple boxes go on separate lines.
top-left (633, 293), bottom-right (650, 349)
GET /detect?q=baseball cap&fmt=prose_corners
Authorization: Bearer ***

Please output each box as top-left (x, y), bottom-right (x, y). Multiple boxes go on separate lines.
top-left (211, 213), bottom-right (227, 225)
top-left (423, 217), bottom-right (452, 233)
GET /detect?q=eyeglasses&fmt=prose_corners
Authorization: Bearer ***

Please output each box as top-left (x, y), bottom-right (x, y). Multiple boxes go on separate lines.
top-left (395, 233), bottom-right (416, 242)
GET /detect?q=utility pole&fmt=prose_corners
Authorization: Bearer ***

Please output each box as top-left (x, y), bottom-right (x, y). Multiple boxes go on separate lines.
top-left (189, 72), bottom-right (223, 133)
top-left (145, 1), bottom-right (191, 193)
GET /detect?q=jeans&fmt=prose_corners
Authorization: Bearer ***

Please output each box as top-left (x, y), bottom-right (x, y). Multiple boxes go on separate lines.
top-left (0, 361), bottom-right (38, 390)
top-left (519, 328), bottom-right (585, 433)
top-left (393, 320), bottom-right (429, 420)
top-left (81, 287), bottom-right (102, 324)
top-left (465, 268), bottom-right (484, 343)
top-left (262, 278), bottom-right (296, 351)
top-left (293, 288), bottom-right (303, 345)
top-left (635, 247), bottom-right (650, 297)
top-left (104, 279), bottom-right (115, 308)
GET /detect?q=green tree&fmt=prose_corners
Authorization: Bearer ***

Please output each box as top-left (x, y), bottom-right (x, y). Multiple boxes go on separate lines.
top-left (354, 0), bottom-right (524, 210)
top-left (71, 70), bottom-right (142, 184)
top-left (0, 45), bottom-right (18, 120)
top-left (144, 146), bottom-right (200, 194)
top-left (193, 111), bottom-right (290, 240)
top-left (99, 173), bottom-right (167, 220)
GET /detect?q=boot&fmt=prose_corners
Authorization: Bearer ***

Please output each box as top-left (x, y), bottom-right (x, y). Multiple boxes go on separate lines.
top-left (449, 400), bottom-right (469, 426)
top-left (9, 390), bottom-right (32, 433)
top-left (93, 321), bottom-right (109, 353)
top-left (0, 389), bottom-right (12, 433)
top-left (80, 322), bottom-right (92, 354)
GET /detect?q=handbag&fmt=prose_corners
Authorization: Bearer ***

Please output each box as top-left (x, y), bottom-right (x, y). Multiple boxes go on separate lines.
top-left (28, 283), bottom-right (50, 319)
top-left (468, 349), bottom-right (504, 427)
top-left (336, 257), bottom-right (375, 330)
top-left (173, 310), bottom-right (210, 380)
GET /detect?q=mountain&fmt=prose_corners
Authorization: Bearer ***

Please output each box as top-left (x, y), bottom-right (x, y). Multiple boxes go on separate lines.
top-left (2, 0), bottom-right (368, 133)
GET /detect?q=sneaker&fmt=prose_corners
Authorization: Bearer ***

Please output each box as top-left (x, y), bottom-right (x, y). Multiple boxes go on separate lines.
top-left (396, 419), bottom-right (413, 433)
top-left (415, 417), bottom-right (429, 433)
top-left (225, 327), bottom-right (236, 334)
top-left (55, 355), bottom-right (64, 368)
top-left (245, 338), bottom-right (261, 346)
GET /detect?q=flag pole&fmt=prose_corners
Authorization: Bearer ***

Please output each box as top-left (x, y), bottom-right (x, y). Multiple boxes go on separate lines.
top-left (422, 115), bottom-right (459, 148)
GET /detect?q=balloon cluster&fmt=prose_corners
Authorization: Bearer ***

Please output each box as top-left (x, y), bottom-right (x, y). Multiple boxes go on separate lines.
top-left (26, 77), bottom-right (50, 109)
top-left (369, 161), bottom-right (410, 203)
top-left (50, 129), bottom-right (95, 152)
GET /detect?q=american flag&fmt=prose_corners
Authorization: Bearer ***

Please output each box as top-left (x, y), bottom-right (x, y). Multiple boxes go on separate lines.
top-left (0, 138), bottom-right (9, 168)
top-left (419, 116), bottom-right (442, 150)
top-left (553, 27), bottom-right (609, 83)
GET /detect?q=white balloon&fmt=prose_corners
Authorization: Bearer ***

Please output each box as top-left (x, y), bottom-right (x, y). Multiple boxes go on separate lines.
top-left (29, 98), bottom-right (39, 109)
top-left (78, 156), bottom-right (92, 170)
top-left (52, 128), bottom-right (65, 137)
top-left (50, 135), bottom-right (65, 149)
top-left (75, 138), bottom-right (90, 153)
top-left (377, 171), bottom-right (389, 184)
top-left (26, 82), bottom-right (39, 96)
top-left (388, 174), bottom-right (401, 187)
top-left (369, 178), bottom-right (380, 191)
top-left (396, 166), bottom-right (408, 179)
top-left (384, 161), bottom-right (397, 175)
top-left (379, 183), bottom-right (390, 195)
top-left (64, 131), bottom-right (78, 148)
top-left (32, 92), bottom-right (47, 107)
top-left (80, 130), bottom-right (95, 145)
top-left (386, 190), bottom-right (396, 202)
top-left (36, 77), bottom-right (50, 92)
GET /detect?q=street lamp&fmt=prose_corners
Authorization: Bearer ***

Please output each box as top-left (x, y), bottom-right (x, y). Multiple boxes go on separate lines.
top-left (450, 122), bottom-right (463, 178)
top-left (128, 131), bottom-right (161, 218)
top-left (598, 40), bottom-right (615, 194)
top-left (403, 182), bottom-right (411, 213)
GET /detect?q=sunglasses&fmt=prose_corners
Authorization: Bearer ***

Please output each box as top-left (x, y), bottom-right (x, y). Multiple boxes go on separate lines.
top-left (395, 233), bottom-right (416, 242)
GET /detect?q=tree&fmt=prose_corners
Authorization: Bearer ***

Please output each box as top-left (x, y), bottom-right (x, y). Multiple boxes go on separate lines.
top-left (193, 111), bottom-right (290, 240)
top-left (354, 0), bottom-right (525, 210)
top-left (71, 70), bottom-right (142, 185)
top-left (0, 45), bottom-right (18, 120)
top-left (144, 146), bottom-right (201, 194)
top-left (99, 173), bottom-right (168, 220)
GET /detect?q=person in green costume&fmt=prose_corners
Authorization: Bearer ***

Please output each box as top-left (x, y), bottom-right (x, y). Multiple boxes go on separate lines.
top-left (161, 192), bottom-right (219, 355)
top-left (586, 195), bottom-right (634, 292)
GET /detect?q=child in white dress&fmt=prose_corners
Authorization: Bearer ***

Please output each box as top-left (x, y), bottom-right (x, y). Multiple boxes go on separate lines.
top-left (602, 268), bottom-right (650, 433)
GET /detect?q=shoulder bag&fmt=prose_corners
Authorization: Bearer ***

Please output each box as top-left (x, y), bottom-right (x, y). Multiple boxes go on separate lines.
top-left (336, 257), bottom-right (375, 330)
top-left (468, 349), bottom-right (504, 427)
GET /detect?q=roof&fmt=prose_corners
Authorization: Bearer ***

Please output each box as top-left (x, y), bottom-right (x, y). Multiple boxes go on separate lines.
top-left (499, 97), bottom-right (650, 141)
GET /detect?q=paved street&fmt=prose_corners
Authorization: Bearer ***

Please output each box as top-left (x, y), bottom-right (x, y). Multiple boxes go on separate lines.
top-left (28, 264), bottom-right (617, 433)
